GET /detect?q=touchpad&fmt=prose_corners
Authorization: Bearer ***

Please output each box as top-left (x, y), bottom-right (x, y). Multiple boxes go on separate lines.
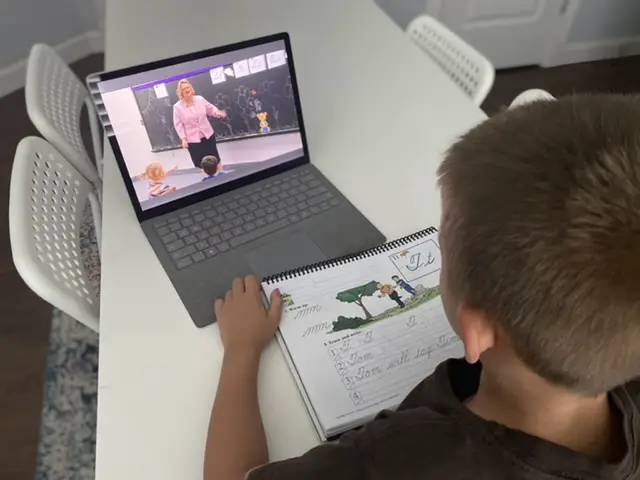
top-left (244, 233), bottom-right (327, 278)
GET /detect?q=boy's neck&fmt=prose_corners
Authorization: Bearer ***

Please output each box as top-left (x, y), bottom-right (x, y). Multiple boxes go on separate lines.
top-left (466, 352), bottom-right (626, 463)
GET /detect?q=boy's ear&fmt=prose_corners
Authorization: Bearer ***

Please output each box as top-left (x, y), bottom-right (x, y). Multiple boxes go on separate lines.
top-left (457, 305), bottom-right (496, 364)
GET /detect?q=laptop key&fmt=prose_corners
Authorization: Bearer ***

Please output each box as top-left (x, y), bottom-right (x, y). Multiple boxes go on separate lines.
top-left (177, 228), bottom-right (190, 238)
top-left (256, 218), bottom-right (267, 227)
top-left (181, 218), bottom-right (194, 227)
top-left (285, 197), bottom-right (296, 206)
top-left (239, 198), bottom-right (250, 206)
top-left (299, 200), bottom-right (308, 209)
top-left (296, 194), bottom-right (307, 202)
top-left (265, 205), bottom-right (276, 214)
top-left (308, 180), bottom-right (321, 188)
top-left (225, 211), bottom-right (237, 220)
top-left (193, 214), bottom-right (205, 222)
top-left (189, 224), bottom-right (202, 233)
top-left (250, 193), bottom-right (261, 202)
top-left (232, 218), bottom-right (243, 227)
top-left (237, 207), bottom-right (248, 215)
top-left (247, 203), bottom-right (257, 212)
top-left (205, 246), bottom-right (219, 258)
top-left (229, 218), bottom-right (291, 248)
top-left (171, 245), bottom-right (196, 260)
top-left (196, 240), bottom-right (209, 251)
top-left (154, 219), bottom-right (168, 227)
top-left (309, 206), bottom-right (321, 215)
top-left (287, 206), bottom-right (298, 214)
top-left (255, 208), bottom-right (266, 217)
top-left (243, 213), bottom-right (256, 222)
top-left (184, 235), bottom-right (198, 245)
top-left (278, 192), bottom-right (288, 200)
top-left (319, 202), bottom-right (331, 211)
top-left (228, 201), bottom-right (239, 209)
top-left (161, 232), bottom-right (178, 244)
top-left (202, 219), bottom-right (213, 228)
top-left (192, 252), bottom-right (206, 263)
top-left (260, 191), bottom-right (271, 199)
top-left (308, 192), bottom-right (333, 206)
top-left (176, 257), bottom-right (193, 270)
top-left (169, 222), bottom-right (181, 232)
top-left (218, 242), bottom-right (230, 252)
top-left (208, 226), bottom-right (222, 235)
top-left (232, 227), bottom-right (244, 236)
top-left (156, 226), bottom-right (170, 236)
top-left (330, 199), bottom-right (341, 207)
top-left (204, 210), bottom-right (216, 219)
top-left (307, 186), bottom-right (328, 197)
top-left (210, 235), bottom-right (221, 245)
top-left (217, 204), bottom-right (228, 213)
top-left (197, 231), bottom-right (209, 241)
top-left (266, 214), bottom-right (278, 223)
top-left (221, 232), bottom-right (233, 241)
top-left (277, 211), bottom-right (288, 219)
top-left (166, 239), bottom-right (185, 253)
top-left (300, 210), bottom-right (311, 219)
top-left (179, 213), bottom-right (189, 219)
top-left (220, 221), bottom-right (233, 231)
top-left (244, 222), bottom-right (256, 232)
top-left (290, 214), bottom-right (301, 223)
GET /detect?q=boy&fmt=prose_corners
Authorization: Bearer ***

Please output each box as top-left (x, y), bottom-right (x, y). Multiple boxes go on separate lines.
top-left (201, 155), bottom-right (225, 181)
top-left (392, 274), bottom-right (417, 296)
top-left (376, 281), bottom-right (405, 308)
top-left (204, 96), bottom-right (640, 480)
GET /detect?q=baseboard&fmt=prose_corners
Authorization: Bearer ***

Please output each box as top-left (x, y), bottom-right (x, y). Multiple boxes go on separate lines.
top-left (0, 30), bottom-right (104, 98)
top-left (544, 36), bottom-right (640, 67)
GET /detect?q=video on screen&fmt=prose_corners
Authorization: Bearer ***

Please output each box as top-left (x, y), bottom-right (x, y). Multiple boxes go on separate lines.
top-left (100, 41), bottom-right (303, 211)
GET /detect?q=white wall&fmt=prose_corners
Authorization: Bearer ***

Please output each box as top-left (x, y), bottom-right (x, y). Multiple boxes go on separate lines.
top-left (374, 0), bottom-right (426, 30)
top-left (568, 0), bottom-right (640, 42)
top-left (0, 0), bottom-right (104, 96)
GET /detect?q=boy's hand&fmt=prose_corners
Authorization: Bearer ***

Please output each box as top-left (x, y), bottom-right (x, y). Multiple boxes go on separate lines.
top-left (215, 276), bottom-right (283, 355)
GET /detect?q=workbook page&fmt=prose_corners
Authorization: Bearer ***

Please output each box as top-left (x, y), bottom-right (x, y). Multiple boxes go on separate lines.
top-left (263, 232), bottom-right (464, 435)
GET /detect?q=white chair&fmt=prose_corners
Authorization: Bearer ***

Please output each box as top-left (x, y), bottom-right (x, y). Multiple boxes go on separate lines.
top-left (509, 89), bottom-right (556, 108)
top-left (9, 137), bottom-right (102, 332)
top-left (25, 44), bottom-right (103, 186)
top-left (406, 15), bottom-right (495, 106)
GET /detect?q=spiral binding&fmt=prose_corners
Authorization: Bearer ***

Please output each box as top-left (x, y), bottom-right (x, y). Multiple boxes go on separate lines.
top-left (263, 226), bottom-right (438, 285)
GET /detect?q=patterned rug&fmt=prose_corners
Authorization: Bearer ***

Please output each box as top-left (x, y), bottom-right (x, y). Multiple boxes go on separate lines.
top-left (35, 206), bottom-right (100, 480)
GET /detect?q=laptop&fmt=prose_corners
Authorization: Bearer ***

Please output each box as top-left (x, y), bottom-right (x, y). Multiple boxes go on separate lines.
top-left (94, 32), bottom-right (385, 327)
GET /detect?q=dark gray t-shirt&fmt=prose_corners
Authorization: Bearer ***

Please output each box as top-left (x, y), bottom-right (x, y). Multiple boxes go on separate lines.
top-left (249, 359), bottom-right (640, 479)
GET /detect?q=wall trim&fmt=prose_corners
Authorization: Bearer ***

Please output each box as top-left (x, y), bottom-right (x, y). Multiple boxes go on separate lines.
top-left (0, 30), bottom-right (104, 98)
top-left (544, 35), bottom-right (640, 67)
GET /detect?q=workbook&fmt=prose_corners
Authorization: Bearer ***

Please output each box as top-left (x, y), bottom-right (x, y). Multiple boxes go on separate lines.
top-left (262, 227), bottom-right (464, 440)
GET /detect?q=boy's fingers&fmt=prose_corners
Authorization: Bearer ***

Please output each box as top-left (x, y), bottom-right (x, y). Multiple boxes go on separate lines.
top-left (245, 275), bottom-right (260, 293)
top-left (214, 298), bottom-right (223, 316)
top-left (232, 277), bottom-right (245, 295)
top-left (268, 290), bottom-right (283, 325)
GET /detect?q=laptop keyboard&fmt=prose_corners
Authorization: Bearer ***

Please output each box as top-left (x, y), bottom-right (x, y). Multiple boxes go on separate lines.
top-left (152, 169), bottom-right (341, 270)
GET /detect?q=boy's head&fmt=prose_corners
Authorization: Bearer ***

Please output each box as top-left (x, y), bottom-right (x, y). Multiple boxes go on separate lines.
top-left (437, 95), bottom-right (640, 395)
top-left (392, 276), bottom-right (400, 282)
top-left (201, 155), bottom-right (221, 176)
top-left (143, 162), bottom-right (167, 182)
top-left (376, 283), bottom-right (383, 289)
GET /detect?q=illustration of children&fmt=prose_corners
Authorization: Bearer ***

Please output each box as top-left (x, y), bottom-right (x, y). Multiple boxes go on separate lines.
top-left (200, 155), bottom-right (227, 181)
top-left (392, 275), bottom-right (417, 296)
top-left (376, 282), bottom-right (405, 308)
top-left (141, 163), bottom-right (177, 198)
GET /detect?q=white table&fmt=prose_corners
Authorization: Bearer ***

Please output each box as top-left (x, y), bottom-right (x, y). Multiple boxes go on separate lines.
top-left (97, 1), bottom-right (487, 478)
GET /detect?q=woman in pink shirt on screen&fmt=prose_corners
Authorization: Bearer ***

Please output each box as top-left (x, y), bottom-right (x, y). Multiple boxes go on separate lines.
top-left (173, 78), bottom-right (227, 168)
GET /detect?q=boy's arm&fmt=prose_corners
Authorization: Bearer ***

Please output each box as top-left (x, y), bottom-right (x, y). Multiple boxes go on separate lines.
top-left (204, 277), bottom-right (282, 480)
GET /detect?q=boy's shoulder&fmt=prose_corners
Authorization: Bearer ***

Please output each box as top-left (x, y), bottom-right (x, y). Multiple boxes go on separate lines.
top-left (249, 360), bottom-right (508, 480)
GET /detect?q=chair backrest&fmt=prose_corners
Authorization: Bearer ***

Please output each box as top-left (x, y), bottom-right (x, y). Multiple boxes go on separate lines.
top-left (9, 137), bottom-right (100, 332)
top-left (25, 44), bottom-right (100, 184)
top-left (406, 15), bottom-right (495, 105)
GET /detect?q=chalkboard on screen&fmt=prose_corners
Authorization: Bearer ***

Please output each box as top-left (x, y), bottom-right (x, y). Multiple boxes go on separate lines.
top-left (133, 61), bottom-right (299, 152)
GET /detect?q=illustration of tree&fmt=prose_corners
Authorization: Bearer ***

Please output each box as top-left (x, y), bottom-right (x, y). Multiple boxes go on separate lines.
top-left (336, 281), bottom-right (379, 319)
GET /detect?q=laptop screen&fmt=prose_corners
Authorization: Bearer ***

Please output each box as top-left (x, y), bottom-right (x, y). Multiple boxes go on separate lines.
top-left (98, 37), bottom-right (305, 214)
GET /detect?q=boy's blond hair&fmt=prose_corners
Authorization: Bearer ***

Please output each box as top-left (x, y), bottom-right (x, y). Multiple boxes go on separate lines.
top-left (438, 95), bottom-right (640, 395)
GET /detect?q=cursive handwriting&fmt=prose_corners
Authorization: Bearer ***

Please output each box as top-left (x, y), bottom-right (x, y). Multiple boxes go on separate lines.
top-left (302, 321), bottom-right (332, 338)
top-left (295, 304), bottom-right (322, 320)
top-left (347, 351), bottom-right (373, 366)
top-left (406, 251), bottom-right (436, 272)
top-left (387, 349), bottom-right (410, 369)
top-left (437, 334), bottom-right (460, 348)
top-left (355, 365), bottom-right (382, 380)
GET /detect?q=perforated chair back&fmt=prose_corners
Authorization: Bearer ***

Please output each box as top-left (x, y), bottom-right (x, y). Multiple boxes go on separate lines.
top-left (25, 44), bottom-right (102, 183)
top-left (9, 137), bottom-right (101, 332)
top-left (406, 15), bottom-right (495, 105)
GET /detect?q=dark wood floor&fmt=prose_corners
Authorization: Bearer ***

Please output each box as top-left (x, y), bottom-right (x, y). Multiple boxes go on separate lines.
top-left (1, 53), bottom-right (640, 479)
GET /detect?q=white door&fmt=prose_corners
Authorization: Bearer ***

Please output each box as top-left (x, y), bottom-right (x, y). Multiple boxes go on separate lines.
top-left (427, 0), bottom-right (570, 68)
